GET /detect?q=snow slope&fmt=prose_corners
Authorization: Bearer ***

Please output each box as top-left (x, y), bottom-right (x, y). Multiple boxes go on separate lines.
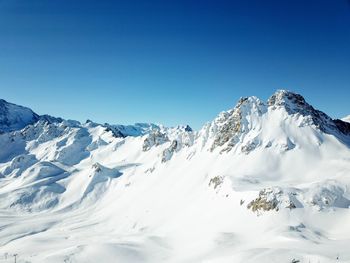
top-left (0, 90), bottom-right (350, 263)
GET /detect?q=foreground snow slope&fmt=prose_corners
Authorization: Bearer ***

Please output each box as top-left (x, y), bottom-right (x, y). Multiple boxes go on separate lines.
top-left (0, 90), bottom-right (350, 263)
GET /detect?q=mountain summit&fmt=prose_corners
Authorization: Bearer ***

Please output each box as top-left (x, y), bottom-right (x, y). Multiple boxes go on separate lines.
top-left (0, 91), bottom-right (349, 263)
top-left (0, 99), bottom-right (40, 133)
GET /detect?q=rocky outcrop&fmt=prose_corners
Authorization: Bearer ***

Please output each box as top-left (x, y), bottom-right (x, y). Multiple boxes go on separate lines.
top-left (103, 124), bottom-right (126, 138)
top-left (208, 90), bottom-right (350, 155)
top-left (210, 97), bottom-right (266, 152)
top-left (268, 90), bottom-right (350, 135)
top-left (241, 139), bottom-right (260, 154)
top-left (247, 181), bottom-right (350, 214)
top-left (0, 99), bottom-right (40, 133)
top-left (209, 176), bottom-right (224, 189)
top-left (333, 119), bottom-right (350, 135)
top-left (106, 123), bottom-right (160, 138)
top-left (247, 188), bottom-right (280, 212)
top-left (160, 126), bottom-right (195, 162)
top-left (0, 99), bottom-right (65, 134)
top-left (142, 130), bottom-right (169, 151)
top-left (161, 140), bottom-right (179, 163)
top-left (247, 187), bottom-right (299, 213)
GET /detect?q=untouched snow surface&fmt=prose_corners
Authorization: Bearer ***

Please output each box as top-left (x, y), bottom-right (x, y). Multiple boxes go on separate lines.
top-left (0, 90), bottom-right (350, 263)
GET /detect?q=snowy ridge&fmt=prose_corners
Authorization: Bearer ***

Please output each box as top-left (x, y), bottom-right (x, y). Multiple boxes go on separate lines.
top-left (0, 90), bottom-right (350, 263)
top-left (198, 90), bottom-right (350, 155)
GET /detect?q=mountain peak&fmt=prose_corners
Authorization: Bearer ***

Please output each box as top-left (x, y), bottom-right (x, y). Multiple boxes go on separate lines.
top-left (0, 99), bottom-right (40, 133)
top-left (267, 90), bottom-right (308, 110)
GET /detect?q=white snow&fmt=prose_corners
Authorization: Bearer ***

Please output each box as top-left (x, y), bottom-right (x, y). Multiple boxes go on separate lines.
top-left (0, 91), bottom-right (350, 263)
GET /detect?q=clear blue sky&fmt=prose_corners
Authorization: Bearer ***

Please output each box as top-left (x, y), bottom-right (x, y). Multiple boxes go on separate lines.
top-left (0, 0), bottom-right (349, 129)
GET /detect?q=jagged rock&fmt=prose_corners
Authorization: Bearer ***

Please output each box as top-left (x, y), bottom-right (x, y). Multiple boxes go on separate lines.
top-left (241, 140), bottom-right (259, 154)
top-left (247, 181), bottom-right (350, 214)
top-left (268, 90), bottom-right (350, 135)
top-left (92, 163), bottom-right (102, 173)
top-left (210, 101), bottom-right (243, 152)
top-left (0, 99), bottom-right (64, 134)
top-left (142, 130), bottom-right (169, 151)
top-left (209, 176), bottom-right (224, 189)
top-left (247, 187), bottom-right (299, 213)
top-left (247, 189), bottom-right (279, 212)
top-left (183, 125), bottom-right (193, 132)
top-left (162, 140), bottom-right (179, 163)
top-left (104, 125), bottom-right (126, 138)
top-left (286, 201), bottom-right (297, 209)
top-left (0, 99), bottom-right (40, 133)
top-left (268, 90), bottom-right (308, 109)
top-left (104, 123), bottom-right (161, 138)
top-left (334, 119), bottom-right (350, 135)
top-left (39, 114), bottom-right (64, 124)
top-left (160, 126), bottom-right (195, 163)
top-left (210, 97), bottom-right (266, 152)
top-left (108, 123), bottom-right (159, 137)
top-left (20, 120), bottom-right (67, 142)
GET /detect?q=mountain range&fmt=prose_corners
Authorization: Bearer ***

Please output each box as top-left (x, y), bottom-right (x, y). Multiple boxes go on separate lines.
top-left (0, 90), bottom-right (349, 263)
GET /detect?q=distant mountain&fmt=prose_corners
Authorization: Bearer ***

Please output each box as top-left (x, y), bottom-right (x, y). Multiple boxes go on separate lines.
top-left (0, 99), bottom-right (40, 133)
top-left (0, 91), bottom-right (349, 263)
top-left (0, 98), bottom-right (170, 137)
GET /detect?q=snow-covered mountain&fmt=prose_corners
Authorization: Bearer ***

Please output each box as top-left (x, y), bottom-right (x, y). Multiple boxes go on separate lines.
top-left (0, 99), bottom-right (40, 133)
top-left (0, 90), bottom-right (350, 263)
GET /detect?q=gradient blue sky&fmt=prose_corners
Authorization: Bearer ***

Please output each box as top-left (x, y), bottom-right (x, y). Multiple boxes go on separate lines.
top-left (0, 0), bottom-right (349, 128)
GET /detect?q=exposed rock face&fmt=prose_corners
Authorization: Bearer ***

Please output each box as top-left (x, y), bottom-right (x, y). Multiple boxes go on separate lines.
top-left (267, 90), bottom-right (308, 110)
top-left (183, 125), bottom-right (193, 132)
top-left (142, 130), bottom-right (169, 151)
top-left (247, 187), bottom-right (301, 213)
top-left (210, 97), bottom-right (266, 152)
top-left (162, 140), bottom-right (179, 163)
top-left (92, 163), bottom-right (102, 173)
top-left (210, 109), bottom-right (241, 151)
top-left (0, 99), bottom-right (66, 134)
top-left (207, 90), bottom-right (350, 155)
top-left (209, 176), bottom-right (224, 189)
top-left (247, 188), bottom-right (280, 212)
top-left (0, 99), bottom-right (40, 133)
top-left (241, 140), bottom-right (259, 154)
top-left (103, 124), bottom-right (126, 138)
top-left (247, 181), bottom-right (350, 214)
top-left (268, 90), bottom-right (350, 135)
top-left (333, 119), bottom-right (350, 135)
top-left (160, 127), bottom-right (194, 162)
top-left (20, 120), bottom-right (71, 143)
top-left (107, 123), bottom-right (160, 137)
